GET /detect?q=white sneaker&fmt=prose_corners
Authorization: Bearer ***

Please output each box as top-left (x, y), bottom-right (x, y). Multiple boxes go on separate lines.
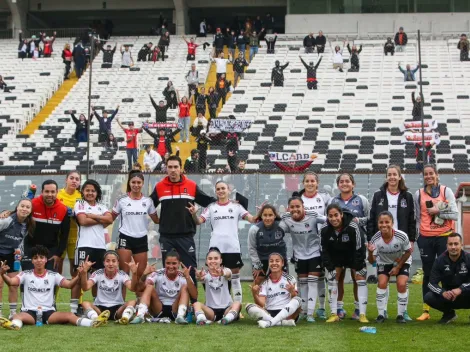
top-left (130, 316), bottom-right (145, 324)
top-left (175, 316), bottom-right (188, 325)
top-left (258, 320), bottom-right (272, 329)
top-left (158, 317), bottom-right (171, 324)
top-left (281, 319), bottom-right (296, 327)
top-left (185, 139), bottom-right (189, 143)
top-left (178, 140), bottom-right (182, 143)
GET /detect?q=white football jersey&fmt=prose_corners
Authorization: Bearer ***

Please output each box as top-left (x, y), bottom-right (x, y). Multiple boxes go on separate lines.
top-left (386, 191), bottom-right (399, 230)
top-left (200, 202), bottom-right (248, 253)
top-left (202, 268), bottom-right (232, 309)
top-left (370, 230), bottom-right (412, 265)
top-left (90, 269), bottom-right (130, 307)
top-left (259, 273), bottom-right (297, 310)
top-left (74, 200), bottom-right (110, 249)
top-left (18, 270), bottom-right (64, 311)
top-left (302, 192), bottom-right (330, 216)
top-left (112, 194), bottom-right (157, 238)
top-left (146, 269), bottom-right (187, 305)
top-left (279, 212), bottom-right (325, 260)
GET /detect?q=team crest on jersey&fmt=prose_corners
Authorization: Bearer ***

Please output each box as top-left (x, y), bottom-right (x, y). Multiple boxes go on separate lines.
top-left (378, 198), bottom-right (384, 206)
top-left (460, 262), bottom-right (468, 274)
top-left (394, 244), bottom-right (399, 249)
top-left (142, 202), bottom-right (146, 207)
top-left (44, 279), bottom-right (49, 285)
top-left (275, 231), bottom-right (282, 239)
top-left (259, 232), bottom-right (263, 237)
top-left (183, 188), bottom-right (187, 193)
top-left (352, 199), bottom-right (359, 206)
top-left (114, 280), bottom-right (118, 285)
top-left (228, 208), bottom-right (233, 213)
top-left (400, 199), bottom-right (407, 208)
top-left (305, 223), bottom-right (309, 228)
top-left (175, 282), bottom-right (179, 288)
top-left (279, 283), bottom-right (284, 289)
top-left (79, 203), bottom-right (85, 210)
top-left (342, 234), bottom-right (349, 242)
top-left (316, 198), bottom-right (322, 203)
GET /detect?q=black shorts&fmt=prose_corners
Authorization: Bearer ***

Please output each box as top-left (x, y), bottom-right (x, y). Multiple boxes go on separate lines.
top-left (159, 236), bottom-right (197, 268)
top-left (377, 263), bottom-right (411, 277)
top-left (267, 309), bottom-right (299, 323)
top-left (0, 252), bottom-right (16, 273)
top-left (221, 253), bottom-right (244, 269)
top-left (294, 256), bottom-right (322, 275)
top-left (210, 307), bottom-right (229, 322)
top-left (260, 259), bottom-right (288, 277)
top-left (118, 233), bottom-right (148, 254)
top-left (75, 247), bottom-right (106, 269)
top-left (156, 305), bottom-right (177, 321)
top-left (24, 309), bottom-right (55, 324)
top-left (96, 304), bottom-right (122, 320)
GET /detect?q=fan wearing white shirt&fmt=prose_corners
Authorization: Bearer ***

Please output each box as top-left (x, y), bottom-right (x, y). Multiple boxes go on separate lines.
top-left (143, 145), bottom-right (162, 172)
top-left (193, 248), bottom-right (241, 325)
top-left (209, 51), bottom-right (232, 79)
top-left (188, 181), bottom-right (256, 305)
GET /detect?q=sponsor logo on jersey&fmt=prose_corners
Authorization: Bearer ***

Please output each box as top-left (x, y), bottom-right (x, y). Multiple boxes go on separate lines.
top-left (125, 212), bottom-right (148, 215)
top-left (213, 216), bottom-right (235, 220)
top-left (28, 287), bottom-right (51, 293)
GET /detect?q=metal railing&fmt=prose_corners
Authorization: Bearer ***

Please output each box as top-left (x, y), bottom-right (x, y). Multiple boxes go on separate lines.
top-left (25, 27), bottom-right (87, 39)
top-left (0, 29), bottom-right (12, 39)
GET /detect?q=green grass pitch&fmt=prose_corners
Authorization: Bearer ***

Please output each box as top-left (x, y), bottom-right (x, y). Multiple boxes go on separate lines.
top-left (1, 283), bottom-right (470, 352)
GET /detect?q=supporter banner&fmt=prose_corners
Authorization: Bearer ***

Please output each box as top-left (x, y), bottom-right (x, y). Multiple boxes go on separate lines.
top-left (399, 120), bottom-right (437, 132)
top-left (144, 123), bottom-right (179, 129)
top-left (401, 132), bottom-right (441, 145)
top-left (269, 152), bottom-right (317, 162)
top-left (208, 119), bottom-right (252, 134)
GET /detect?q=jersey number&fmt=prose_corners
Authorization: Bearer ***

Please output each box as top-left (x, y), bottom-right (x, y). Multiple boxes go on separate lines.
top-left (119, 238), bottom-right (127, 248)
top-left (79, 251), bottom-right (86, 260)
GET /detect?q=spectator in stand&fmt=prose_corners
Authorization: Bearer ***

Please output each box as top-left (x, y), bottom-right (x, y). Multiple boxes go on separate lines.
top-left (273, 154), bottom-right (317, 172)
top-left (316, 31), bottom-right (326, 53)
top-left (183, 36), bottom-right (199, 61)
top-left (137, 42), bottom-right (153, 62)
top-left (232, 52), bottom-right (249, 88)
top-left (249, 29), bottom-right (265, 62)
top-left (18, 30), bottom-right (28, 60)
top-left (394, 27), bottom-right (408, 52)
top-left (116, 119), bottom-right (142, 171)
top-left (199, 19), bottom-right (207, 37)
top-left (347, 42), bottom-right (362, 72)
top-left (143, 145), bottom-right (162, 172)
top-left (265, 13), bottom-right (274, 34)
top-left (415, 141), bottom-right (435, 171)
top-left (225, 131), bottom-right (239, 153)
top-left (300, 55), bottom-right (322, 90)
top-left (42, 33), bottom-right (57, 58)
top-left (27, 33), bottom-right (42, 58)
top-left (143, 124), bottom-right (180, 158)
top-left (162, 81), bottom-right (178, 109)
top-left (191, 112), bottom-right (208, 137)
top-left (155, 148), bottom-right (180, 172)
top-left (149, 95), bottom-right (170, 123)
top-left (176, 90), bottom-right (193, 143)
top-left (184, 149), bottom-right (200, 173)
top-left (105, 133), bottom-right (118, 150)
top-left (193, 86), bottom-right (208, 116)
top-left (72, 41), bottom-right (86, 79)
top-left (411, 91), bottom-right (424, 121)
top-left (207, 87), bottom-right (220, 119)
top-left (457, 34), bottom-right (470, 61)
top-left (227, 30), bottom-right (237, 59)
top-left (271, 60), bottom-right (289, 87)
top-left (93, 105), bottom-right (119, 143)
top-left (384, 37), bottom-right (395, 56)
top-left (254, 16), bottom-right (263, 33)
top-left (213, 28), bottom-right (225, 56)
top-left (196, 130), bottom-right (211, 172)
top-left (70, 112), bottom-right (93, 143)
top-left (216, 73), bottom-right (231, 106)
top-left (332, 42), bottom-right (345, 72)
top-left (150, 45), bottom-right (161, 63)
top-left (132, 162), bottom-right (143, 171)
top-left (120, 45), bottom-right (133, 68)
top-left (158, 31), bottom-right (170, 61)
top-left (210, 51), bottom-right (231, 80)
top-left (0, 75), bottom-right (10, 93)
top-left (186, 63), bottom-right (199, 97)
top-left (265, 34), bottom-right (277, 54)
top-left (237, 30), bottom-right (248, 57)
top-left (398, 62), bottom-right (419, 81)
top-left (62, 44), bottom-right (73, 80)
top-left (303, 33), bottom-right (316, 54)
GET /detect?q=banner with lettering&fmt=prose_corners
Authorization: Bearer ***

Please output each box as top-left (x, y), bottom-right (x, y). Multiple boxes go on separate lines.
top-left (399, 120), bottom-right (438, 132)
top-left (269, 152), bottom-right (317, 162)
top-left (401, 131), bottom-right (441, 145)
top-left (143, 123), bottom-right (179, 129)
top-left (208, 119), bottom-right (252, 134)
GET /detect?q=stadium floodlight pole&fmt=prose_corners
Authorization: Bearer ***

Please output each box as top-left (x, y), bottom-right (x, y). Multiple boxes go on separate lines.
top-left (417, 30), bottom-right (426, 178)
top-left (86, 34), bottom-right (94, 180)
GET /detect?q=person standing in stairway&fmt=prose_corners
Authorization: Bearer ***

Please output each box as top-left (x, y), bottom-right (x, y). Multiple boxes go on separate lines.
top-left (116, 119), bottom-right (142, 171)
top-left (70, 113), bottom-right (93, 143)
top-left (120, 45), bottom-right (134, 68)
top-left (265, 34), bottom-right (277, 54)
top-left (183, 36), bottom-right (200, 61)
top-left (186, 63), bottom-right (199, 97)
top-left (158, 31), bottom-right (170, 61)
top-left (93, 105), bottom-right (119, 144)
top-left (232, 52), bottom-right (249, 89)
top-left (207, 87), bottom-right (220, 119)
top-left (137, 42), bottom-right (153, 62)
top-left (303, 33), bottom-right (316, 54)
top-left (199, 18), bottom-right (207, 37)
top-left (249, 28), bottom-right (265, 62)
top-left (271, 60), bottom-right (289, 87)
top-left (193, 86), bottom-right (208, 116)
top-left (101, 43), bottom-right (117, 64)
top-left (210, 51), bottom-right (232, 80)
top-left (213, 28), bottom-right (225, 56)
top-left (237, 30), bottom-right (248, 58)
top-left (42, 32), bottom-right (57, 58)
top-left (315, 31), bottom-right (327, 53)
top-left (215, 74), bottom-right (231, 106)
top-left (176, 90), bottom-right (193, 143)
top-left (227, 30), bottom-right (237, 59)
top-left (149, 95), bottom-right (170, 123)
top-left (300, 55), bottom-right (322, 90)
top-left (72, 41), bottom-right (86, 79)
top-left (62, 44), bottom-right (73, 80)
top-left (162, 81), bottom-right (178, 109)
top-left (143, 124), bottom-right (181, 159)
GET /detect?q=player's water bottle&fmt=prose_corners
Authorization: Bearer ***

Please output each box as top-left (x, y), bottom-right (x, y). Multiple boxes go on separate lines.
top-left (13, 254), bottom-right (21, 271)
top-left (25, 184), bottom-right (37, 200)
top-left (36, 307), bottom-right (43, 327)
top-left (359, 326), bottom-right (376, 334)
top-left (186, 305), bottom-right (194, 324)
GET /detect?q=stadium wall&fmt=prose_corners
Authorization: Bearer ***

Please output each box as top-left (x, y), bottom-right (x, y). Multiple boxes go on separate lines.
top-left (285, 13), bottom-right (470, 36)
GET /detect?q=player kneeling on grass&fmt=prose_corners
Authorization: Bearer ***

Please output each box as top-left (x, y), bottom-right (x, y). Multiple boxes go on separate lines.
top-left (320, 204), bottom-right (368, 323)
top-left (80, 251), bottom-right (139, 324)
top-left (246, 253), bottom-right (301, 328)
top-left (367, 211), bottom-right (412, 324)
top-left (194, 247), bottom-right (241, 325)
top-left (0, 245), bottom-right (109, 330)
top-left (133, 251), bottom-right (197, 324)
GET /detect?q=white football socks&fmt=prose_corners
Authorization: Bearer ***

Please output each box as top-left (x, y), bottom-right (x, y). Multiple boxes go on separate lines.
top-left (177, 304), bottom-right (187, 319)
top-left (307, 275), bottom-right (318, 316)
top-left (269, 297), bottom-right (301, 327)
top-left (231, 273), bottom-right (242, 303)
top-left (328, 280), bottom-right (338, 313)
top-left (298, 277), bottom-right (308, 313)
top-left (357, 280), bottom-right (368, 315)
top-left (12, 319), bottom-right (23, 329)
top-left (76, 317), bottom-right (94, 327)
top-left (246, 304), bottom-right (272, 321)
top-left (70, 299), bottom-right (79, 314)
top-left (397, 291), bottom-right (408, 316)
top-left (318, 275), bottom-right (326, 310)
top-left (85, 308), bottom-right (99, 320)
top-left (376, 288), bottom-right (387, 316)
top-left (122, 306), bottom-right (135, 320)
top-left (223, 310), bottom-right (238, 324)
top-left (136, 303), bottom-right (148, 318)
